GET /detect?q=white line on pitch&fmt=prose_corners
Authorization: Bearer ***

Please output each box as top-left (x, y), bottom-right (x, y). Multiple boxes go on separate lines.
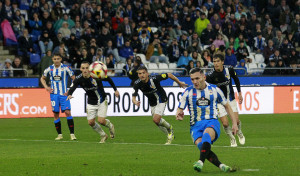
top-left (242, 169), bottom-right (260, 172)
top-left (0, 138), bottom-right (300, 150)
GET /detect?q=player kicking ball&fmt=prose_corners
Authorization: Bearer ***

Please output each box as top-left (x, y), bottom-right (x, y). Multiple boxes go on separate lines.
top-left (132, 66), bottom-right (187, 144)
top-left (66, 61), bottom-right (119, 143)
top-left (206, 54), bottom-right (245, 147)
top-left (176, 68), bottom-right (237, 172)
top-left (40, 54), bottom-right (76, 141)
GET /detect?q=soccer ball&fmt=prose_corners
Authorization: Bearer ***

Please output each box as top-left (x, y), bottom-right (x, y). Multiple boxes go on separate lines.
top-left (89, 61), bottom-right (108, 79)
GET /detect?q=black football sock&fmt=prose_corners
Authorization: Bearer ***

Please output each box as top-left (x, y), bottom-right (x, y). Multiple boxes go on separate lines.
top-left (67, 116), bottom-right (74, 134)
top-left (206, 150), bottom-right (222, 167)
top-left (200, 142), bottom-right (211, 163)
top-left (54, 118), bottom-right (62, 134)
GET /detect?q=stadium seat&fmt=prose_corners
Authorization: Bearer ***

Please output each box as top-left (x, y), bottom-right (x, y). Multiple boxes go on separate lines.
top-left (158, 63), bottom-right (169, 73)
top-left (248, 54), bottom-right (255, 63)
top-left (247, 63), bottom-right (258, 74)
top-left (148, 63), bottom-right (158, 74)
top-left (255, 54), bottom-right (265, 63)
top-left (30, 53), bottom-right (41, 66)
top-left (135, 53), bottom-right (149, 64)
top-left (115, 63), bottom-right (125, 76)
top-left (256, 63), bottom-right (266, 74)
top-left (246, 46), bottom-right (252, 53)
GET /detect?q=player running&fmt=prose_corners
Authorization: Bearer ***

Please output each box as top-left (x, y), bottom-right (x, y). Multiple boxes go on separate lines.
top-left (206, 54), bottom-right (245, 147)
top-left (132, 66), bottom-right (187, 144)
top-left (66, 61), bottom-right (119, 143)
top-left (176, 67), bottom-right (237, 172)
top-left (40, 54), bottom-right (76, 140)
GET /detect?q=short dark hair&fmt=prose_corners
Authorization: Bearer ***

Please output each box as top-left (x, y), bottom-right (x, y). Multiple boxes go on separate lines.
top-left (81, 61), bottom-right (90, 65)
top-left (137, 66), bottom-right (148, 72)
top-left (52, 54), bottom-right (61, 58)
top-left (213, 54), bottom-right (224, 61)
top-left (189, 67), bottom-right (204, 75)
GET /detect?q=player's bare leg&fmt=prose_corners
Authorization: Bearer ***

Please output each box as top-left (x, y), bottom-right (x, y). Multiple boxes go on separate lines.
top-left (65, 110), bottom-right (76, 140)
top-left (235, 112), bottom-right (245, 145)
top-left (220, 116), bottom-right (237, 147)
top-left (88, 119), bottom-right (107, 143)
top-left (98, 117), bottom-right (115, 139)
top-left (54, 112), bottom-right (63, 140)
top-left (153, 114), bottom-right (174, 145)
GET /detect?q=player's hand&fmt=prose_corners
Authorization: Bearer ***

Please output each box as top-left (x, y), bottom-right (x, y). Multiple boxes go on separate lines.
top-left (66, 95), bottom-right (73, 101)
top-left (238, 93), bottom-right (243, 104)
top-left (45, 87), bottom-right (53, 93)
top-left (133, 100), bottom-right (140, 107)
top-left (115, 90), bottom-right (120, 97)
top-left (63, 92), bottom-right (68, 96)
top-left (232, 124), bottom-right (238, 135)
top-left (176, 110), bottom-right (184, 121)
top-left (179, 82), bottom-right (188, 88)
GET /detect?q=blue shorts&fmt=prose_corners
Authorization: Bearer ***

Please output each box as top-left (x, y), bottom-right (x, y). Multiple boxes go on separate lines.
top-left (190, 119), bottom-right (221, 144)
top-left (50, 94), bottom-right (71, 113)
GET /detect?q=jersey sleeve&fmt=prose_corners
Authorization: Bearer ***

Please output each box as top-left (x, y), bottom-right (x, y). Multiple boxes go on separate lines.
top-left (43, 67), bottom-right (51, 77)
top-left (66, 66), bottom-right (74, 77)
top-left (205, 72), bottom-right (213, 84)
top-left (155, 73), bottom-right (169, 82)
top-left (102, 77), bottom-right (117, 91)
top-left (178, 89), bottom-right (189, 109)
top-left (216, 87), bottom-right (228, 105)
top-left (132, 83), bottom-right (139, 97)
top-left (229, 67), bottom-right (241, 92)
top-left (68, 78), bottom-right (79, 95)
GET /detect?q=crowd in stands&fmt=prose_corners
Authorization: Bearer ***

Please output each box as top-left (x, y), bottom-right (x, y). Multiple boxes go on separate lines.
top-left (0, 0), bottom-right (300, 78)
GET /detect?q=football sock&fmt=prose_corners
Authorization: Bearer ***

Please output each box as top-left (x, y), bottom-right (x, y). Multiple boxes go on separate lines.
top-left (92, 123), bottom-right (106, 136)
top-left (67, 116), bottom-right (74, 134)
top-left (159, 118), bottom-right (171, 131)
top-left (238, 121), bottom-right (242, 133)
top-left (54, 118), bottom-right (62, 134)
top-left (199, 133), bottom-right (212, 163)
top-left (206, 150), bottom-right (222, 167)
top-left (104, 119), bottom-right (113, 129)
top-left (224, 126), bottom-right (235, 139)
top-left (197, 142), bottom-right (203, 151)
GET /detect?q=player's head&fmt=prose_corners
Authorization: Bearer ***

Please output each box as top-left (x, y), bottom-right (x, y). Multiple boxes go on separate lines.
top-left (137, 66), bottom-right (149, 82)
top-left (52, 54), bottom-right (62, 66)
top-left (213, 54), bottom-right (224, 71)
top-left (189, 68), bottom-right (206, 89)
top-left (80, 61), bottom-right (90, 77)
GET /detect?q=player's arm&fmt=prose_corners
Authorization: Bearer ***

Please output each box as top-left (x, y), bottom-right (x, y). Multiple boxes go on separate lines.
top-left (40, 68), bottom-right (53, 93)
top-left (167, 73), bottom-right (188, 88)
top-left (217, 87), bottom-right (238, 135)
top-left (176, 89), bottom-right (189, 120)
top-left (230, 68), bottom-right (243, 104)
top-left (66, 78), bottom-right (79, 100)
top-left (102, 76), bottom-right (119, 97)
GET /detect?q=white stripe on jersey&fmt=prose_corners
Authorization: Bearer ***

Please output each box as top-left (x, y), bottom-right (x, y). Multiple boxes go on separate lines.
top-left (150, 78), bottom-right (160, 105)
top-left (225, 68), bottom-right (230, 100)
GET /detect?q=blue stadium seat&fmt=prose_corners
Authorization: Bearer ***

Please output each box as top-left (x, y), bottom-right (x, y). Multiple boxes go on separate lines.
top-left (30, 53), bottom-right (41, 66)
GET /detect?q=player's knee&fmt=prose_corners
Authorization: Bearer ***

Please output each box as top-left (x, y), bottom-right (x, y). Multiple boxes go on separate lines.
top-left (153, 118), bottom-right (160, 125)
top-left (88, 121), bottom-right (95, 127)
top-left (222, 122), bottom-right (229, 128)
top-left (65, 111), bottom-right (71, 117)
top-left (98, 117), bottom-right (106, 125)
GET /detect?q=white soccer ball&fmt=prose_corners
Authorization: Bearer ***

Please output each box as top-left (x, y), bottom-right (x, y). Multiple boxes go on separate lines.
top-left (89, 61), bottom-right (108, 79)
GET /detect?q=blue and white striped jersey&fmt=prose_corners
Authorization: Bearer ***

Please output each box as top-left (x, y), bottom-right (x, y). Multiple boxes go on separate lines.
top-left (178, 82), bottom-right (228, 126)
top-left (43, 64), bottom-right (74, 95)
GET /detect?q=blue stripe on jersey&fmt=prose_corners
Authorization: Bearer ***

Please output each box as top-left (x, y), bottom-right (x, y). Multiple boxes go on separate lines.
top-left (55, 67), bottom-right (60, 95)
top-left (192, 88), bottom-right (198, 123)
top-left (200, 89), bottom-right (205, 120)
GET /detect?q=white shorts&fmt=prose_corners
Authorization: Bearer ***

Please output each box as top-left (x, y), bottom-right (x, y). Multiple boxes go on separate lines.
top-left (151, 102), bottom-right (166, 116)
top-left (86, 100), bottom-right (108, 120)
top-left (217, 100), bottom-right (238, 117)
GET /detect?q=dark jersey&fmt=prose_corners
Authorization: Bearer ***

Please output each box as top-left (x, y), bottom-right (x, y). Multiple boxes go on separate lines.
top-left (132, 73), bottom-right (169, 106)
top-left (206, 66), bottom-right (241, 101)
top-left (68, 74), bottom-right (117, 105)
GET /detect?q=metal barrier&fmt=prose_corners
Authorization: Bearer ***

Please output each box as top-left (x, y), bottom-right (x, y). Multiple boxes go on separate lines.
top-left (0, 68), bottom-right (28, 77)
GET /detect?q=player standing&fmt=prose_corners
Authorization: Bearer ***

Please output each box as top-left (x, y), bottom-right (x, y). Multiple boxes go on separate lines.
top-left (40, 54), bottom-right (76, 140)
top-left (206, 54), bottom-right (245, 147)
top-left (176, 68), bottom-right (237, 172)
top-left (132, 66), bottom-right (187, 144)
top-left (66, 61), bottom-right (119, 143)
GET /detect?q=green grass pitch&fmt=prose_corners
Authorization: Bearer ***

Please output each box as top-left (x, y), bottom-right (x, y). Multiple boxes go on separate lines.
top-left (0, 114), bottom-right (300, 176)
